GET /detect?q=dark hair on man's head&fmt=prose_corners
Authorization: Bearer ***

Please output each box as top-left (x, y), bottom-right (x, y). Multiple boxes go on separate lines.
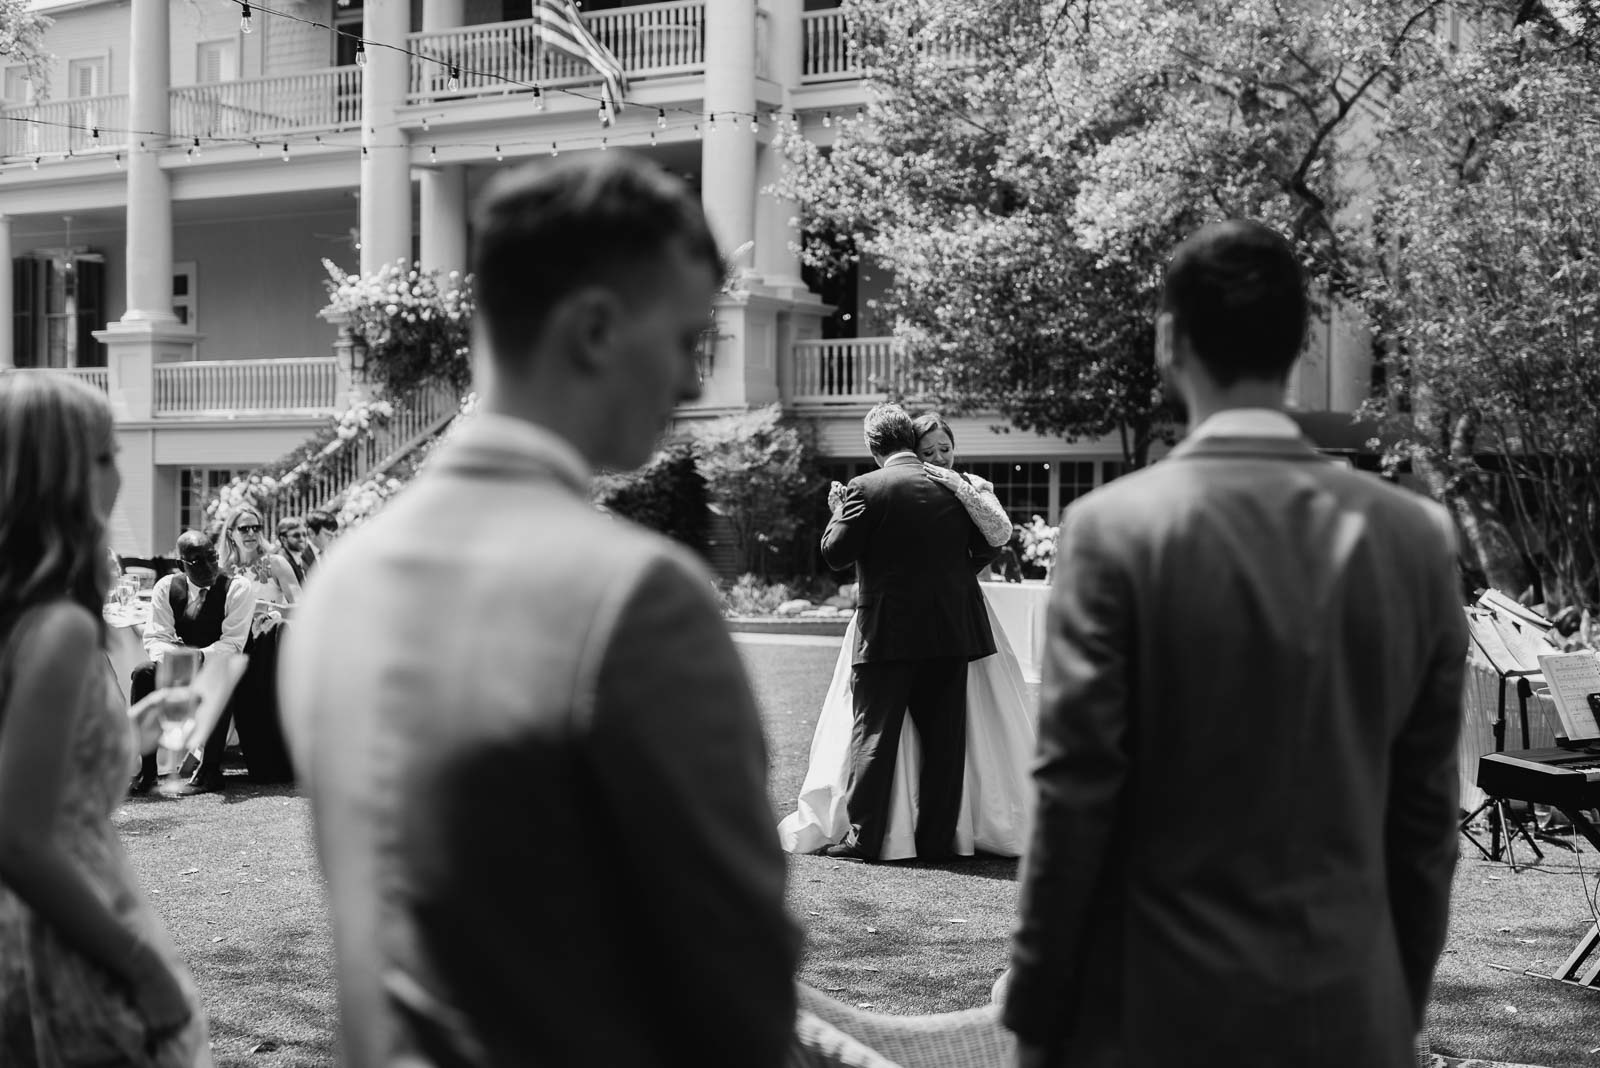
top-left (863, 403), bottom-right (917, 457)
top-left (276, 516), bottom-right (306, 536)
top-left (910, 412), bottom-right (954, 449)
top-left (305, 510), bottom-right (338, 535)
top-left (471, 154), bottom-right (725, 369)
top-left (1161, 220), bottom-right (1308, 387)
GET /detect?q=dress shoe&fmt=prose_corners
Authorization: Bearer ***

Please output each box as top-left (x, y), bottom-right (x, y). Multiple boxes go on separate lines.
top-left (127, 772), bottom-right (158, 796)
top-left (818, 843), bottom-right (872, 863)
top-left (170, 769), bottom-right (225, 796)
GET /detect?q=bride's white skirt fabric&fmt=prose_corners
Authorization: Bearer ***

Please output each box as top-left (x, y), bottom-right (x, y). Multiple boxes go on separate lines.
top-left (777, 602), bottom-right (1038, 860)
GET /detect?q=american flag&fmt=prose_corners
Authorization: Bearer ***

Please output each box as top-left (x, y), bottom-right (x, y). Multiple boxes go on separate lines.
top-left (533, 0), bottom-right (628, 120)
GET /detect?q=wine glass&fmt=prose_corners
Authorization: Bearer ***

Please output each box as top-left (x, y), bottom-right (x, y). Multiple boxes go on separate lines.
top-left (155, 650), bottom-right (202, 793)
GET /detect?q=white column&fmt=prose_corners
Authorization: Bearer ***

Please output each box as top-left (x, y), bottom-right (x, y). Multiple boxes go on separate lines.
top-left (123, 0), bottom-right (174, 322)
top-left (701, 0), bottom-right (758, 263)
top-left (360, 0), bottom-right (413, 274)
top-left (0, 215), bottom-right (11, 368)
top-left (754, 0), bottom-right (803, 288)
top-left (419, 165), bottom-right (467, 274)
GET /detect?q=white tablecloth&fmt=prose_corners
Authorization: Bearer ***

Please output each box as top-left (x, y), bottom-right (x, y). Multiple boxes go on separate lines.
top-left (981, 580), bottom-right (1050, 685)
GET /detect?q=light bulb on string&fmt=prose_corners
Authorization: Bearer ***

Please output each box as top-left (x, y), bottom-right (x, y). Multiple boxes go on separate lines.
top-left (495, 144), bottom-right (503, 161)
top-left (281, 143), bottom-right (290, 162)
top-left (429, 145), bottom-right (437, 162)
top-left (240, 1), bottom-right (252, 33)
top-left (657, 108), bottom-right (667, 128)
top-left (447, 66), bottom-right (460, 92)
top-left (649, 131), bottom-right (656, 147)
top-left (113, 153), bottom-right (122, 169)
top-left (31, 157), bottom-right (39, 170)
top-left (749, 115), bottom-right (759, 133)
top-left (533, 86), bottom-right (544, 111)
top-left (421, 116), bottom-right (430, 132)
top-left (708, 112), bottom-right (718, 131)
top-left (600, 137), bottom-right (608, 151)
top-left (550, 142), bottom-right (559, 157)
top-left (361, 145), bottom-right (368, 158)
top-left (91, 127), bottom-right (100, 141)
top-left (192, 136), bottom-right (202, 158)
top-left (856, 106), bottom-right (864, 120)
top-left (255, 140), bottom-right (263, 156)
top-left (822, 111), bottom-right (832, 127)
top-left (354, 40), bottom-right (367, 68)
top-left (596, 105), bottom-right (607, 125)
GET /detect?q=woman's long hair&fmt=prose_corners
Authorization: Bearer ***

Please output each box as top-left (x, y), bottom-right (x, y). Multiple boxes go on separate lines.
top-left (0, 372), bottom-right (115, 645)
top-left (911, 411), bottom-right (956, 449)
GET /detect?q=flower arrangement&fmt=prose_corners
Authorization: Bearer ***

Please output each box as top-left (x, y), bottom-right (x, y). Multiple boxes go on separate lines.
top-left (322, 258), bottom-right (475, 396)
top-left (1018, 515), bottom-right (1058, 567)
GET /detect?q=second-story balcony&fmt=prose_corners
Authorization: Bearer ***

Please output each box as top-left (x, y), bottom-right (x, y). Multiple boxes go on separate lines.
top-left (0, 3), bottom-right (861, 162)
top-left (781, 337), bottom-right (924, 407)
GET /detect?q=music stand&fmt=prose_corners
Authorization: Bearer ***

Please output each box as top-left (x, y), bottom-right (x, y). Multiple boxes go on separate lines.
top-left (1459, 606), bottom-right (1548, 867)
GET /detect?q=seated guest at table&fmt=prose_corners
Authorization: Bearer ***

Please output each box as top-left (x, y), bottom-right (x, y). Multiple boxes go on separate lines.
top-left (0, 370), bottom-right (213, 1065)
top-left (779, 411), bottom-right (1038, 860)
top-left (128, 530), bottom-right (255, 794)
top-left (275, 516), bottom-right (311, 586)
top-left (302, 510), bottom-right (338, 575)
top-left (187, 508), bottom-right (298, 791)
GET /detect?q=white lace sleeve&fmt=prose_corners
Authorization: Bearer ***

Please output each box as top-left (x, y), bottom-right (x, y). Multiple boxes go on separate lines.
top-left (952, 473), bottom-right (1013, 547)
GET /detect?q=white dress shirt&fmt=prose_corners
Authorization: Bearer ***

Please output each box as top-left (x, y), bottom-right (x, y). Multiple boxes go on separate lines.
top-left (1189, 408), bottom-right (1303, 441)
top-left (142, 572), bottom-right (256, 664)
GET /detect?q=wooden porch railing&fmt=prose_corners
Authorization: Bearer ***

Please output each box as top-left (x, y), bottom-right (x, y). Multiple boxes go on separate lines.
top-left (0, 95), bottom-right (129, 157)
top-left (408, 0), bottom-right (706, 102)
top-left (0, 366), bottom-right (111, 393)
top-left (785, 338), bottom-right (924, 404)
top-left (801, 10), bottom-right (853, 82)
top-left (169, 68), bottom-right (362, 139)
top-left (152, 358), bottom-right (339, 415)
top-left (254, 385), bottom-right (460, 529)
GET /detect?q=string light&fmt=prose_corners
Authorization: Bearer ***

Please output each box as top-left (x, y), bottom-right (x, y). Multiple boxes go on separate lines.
top-left (31, 157), bottom-right (38, 170)
top-left (280, 142), bottom-right (290, 161)
top-left (494, 144), bottom-right (503, 161)
top-left (91, 127), bottom-right (100, 140)
top-left (192, 135), bottom-right (201, 157)
top-left (113, 152), bottom-right (122, 168)
top-left (255, 140), bottom-right (263, 156)
top-left (361, 144), bottom-right (368, 157)
top-left (749, 115), bottom-right (759, 133)
top-left (657, 108), bottom-right (667, 128)
top-left (600, 137), bottom-right (608, 150)
top-left (822, 111), bottom-right (832, 127)
top-left (421, 116), bottom-right (430, 132)
top-left (429, 145), bottom-right (437, 162)
top-left (550, 142), bottom-right (558, 156)
top-left (447, 66), bottom-right (461, 92)
top-left (532, 86), bottom-right (544, 111)
top-left (239, 0), bottom-right (253, 33)
top-left (354, 40), bottom-right (367, 67)
top-left (648, 131), bottom-right (656, 146)
top-left (596, 105), bottom-right (607, 125)
top-left (709, 112), bottom-right (718, 131)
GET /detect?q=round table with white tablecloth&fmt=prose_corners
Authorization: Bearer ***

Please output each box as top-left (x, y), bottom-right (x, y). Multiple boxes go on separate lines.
top-left (979, 579), bottom-right (1050, 685)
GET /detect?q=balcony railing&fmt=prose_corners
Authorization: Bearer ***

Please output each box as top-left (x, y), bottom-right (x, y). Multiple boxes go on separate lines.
top-left (0, 95), bottom-right (129, 157)
top-left (409, 0), bottom-right (706, 102)
top-left (170, 68), bottom-right (362, 139)
top-left (152, 358), bottom-right (338, 416)
top-left (0, 366), bottom-right (111, 393)
top-left (802, 10), bottom-right (853, 82)
top-left (784, 338), bottom-right (924, 405)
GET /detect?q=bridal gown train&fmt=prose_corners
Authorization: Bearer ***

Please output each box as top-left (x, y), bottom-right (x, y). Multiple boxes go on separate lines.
top-left (778, 597), bottom-right (1038, 860)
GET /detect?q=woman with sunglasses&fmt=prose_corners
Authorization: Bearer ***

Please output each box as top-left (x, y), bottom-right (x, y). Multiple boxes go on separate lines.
top-left (189, 509), bottom-right (301, 790)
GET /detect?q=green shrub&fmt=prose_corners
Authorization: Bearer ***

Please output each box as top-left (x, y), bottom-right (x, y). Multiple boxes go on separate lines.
top-left (592, 440), bottom-right (708, 556)
top-left (718, 573), bottom-right (794, 616)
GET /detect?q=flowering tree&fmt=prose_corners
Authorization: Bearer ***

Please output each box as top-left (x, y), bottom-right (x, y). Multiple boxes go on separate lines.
top-left (0, 0), bottom-right (51, 98)
top-left (778, 0), bottom-right (1517, 466)
top-left (321, 259), bottom-right (475, 396)
top-left (1359, 17), bottom-right (1600, 626)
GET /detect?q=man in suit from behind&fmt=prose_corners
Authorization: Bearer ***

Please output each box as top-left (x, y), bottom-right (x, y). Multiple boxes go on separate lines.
top-left (300, 510), bottom-right (337, 575)
top-left (279, 155), bottom-right (799, 1066)
top-left (1004, 220), bottom-right (1466, 1068)
top-left (819, 403), bottom-right (999, 861)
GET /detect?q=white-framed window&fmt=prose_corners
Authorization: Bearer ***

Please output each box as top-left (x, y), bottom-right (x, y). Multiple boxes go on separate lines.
top-left (3, 65), bottom-right (34, 106)
top-left (196, 39), bottom-right (238, 84)
top-left (66, 55), bottom-right (108, 98)
top-left (177, 468), bottom-right (250, 534)
top-left (172, 262), bottom-right (197, 328)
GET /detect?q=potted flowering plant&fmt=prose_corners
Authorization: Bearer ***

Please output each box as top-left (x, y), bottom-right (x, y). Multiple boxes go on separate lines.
top-left (321, 259), bottom-right (475, 396)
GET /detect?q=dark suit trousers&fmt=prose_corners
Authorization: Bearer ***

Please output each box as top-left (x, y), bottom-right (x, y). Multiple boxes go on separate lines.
top-left (130, 661), bottom-right (158, 780)
top-left (846, 657), bottom-right (968, 858)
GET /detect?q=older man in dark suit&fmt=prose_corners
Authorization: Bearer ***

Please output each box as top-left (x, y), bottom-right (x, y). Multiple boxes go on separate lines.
top-left (820, 403), bottom-right (999, 862)
top-left (280, 156), bottom-right (799, 1066)
top-left (1005, 221), bottom-right (1466, 1068)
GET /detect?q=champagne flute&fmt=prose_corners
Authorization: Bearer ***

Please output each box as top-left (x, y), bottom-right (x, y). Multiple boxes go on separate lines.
top-left (155, 650), bottom-right (202, 792)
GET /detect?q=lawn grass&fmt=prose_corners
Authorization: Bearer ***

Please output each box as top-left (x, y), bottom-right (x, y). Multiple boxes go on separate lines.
top-left (117, 633), bottom-right (1600, 1066)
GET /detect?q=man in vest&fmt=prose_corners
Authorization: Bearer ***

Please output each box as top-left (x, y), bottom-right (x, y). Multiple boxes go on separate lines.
top-left (128, 530), bottom-right (256, 794)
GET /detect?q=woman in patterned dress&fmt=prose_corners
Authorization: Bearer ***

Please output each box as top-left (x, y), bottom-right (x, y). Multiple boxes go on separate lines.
top-left (0, 371), bottom-right (212, 1066)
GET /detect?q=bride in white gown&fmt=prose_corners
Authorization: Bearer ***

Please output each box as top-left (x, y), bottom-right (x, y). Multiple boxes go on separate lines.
top-left (779, 413), bottom-right (1038, 860)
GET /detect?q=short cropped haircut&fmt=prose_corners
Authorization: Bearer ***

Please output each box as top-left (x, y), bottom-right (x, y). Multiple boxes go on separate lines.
top-left (276, 516), bottom-right (306, 537)
top-left (1161, 220), bottom-right (1308, 387)
top-left (471, 154), bottom-right (725, 369)
top-left (911, 412), bottom-right (955, 449)
top-left (305, 510), bottom-right (338, 535)
top-left (864, 403), bottom-right (917, 457)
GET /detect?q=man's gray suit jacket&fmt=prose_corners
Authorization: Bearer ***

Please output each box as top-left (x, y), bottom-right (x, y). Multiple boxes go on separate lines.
top-left (1005, 433), bottom-right (1467, 1068)
top-left (280, 417), bottom-right (800, 1067)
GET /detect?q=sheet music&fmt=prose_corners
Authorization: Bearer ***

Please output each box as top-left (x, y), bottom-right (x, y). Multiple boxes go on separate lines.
top-left (1465, 610), bottom-right (1537, 674)
top-left (1478, 588), bottom-right (1554, 630)
top-left (1494, 616), bottom-right (1557, 671)
top-left (1536, 652), bottom-right (1600, 741)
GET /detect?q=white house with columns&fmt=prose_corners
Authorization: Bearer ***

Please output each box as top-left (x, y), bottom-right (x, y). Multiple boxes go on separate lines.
top-left (0, 0), bottom-right (1373, 557)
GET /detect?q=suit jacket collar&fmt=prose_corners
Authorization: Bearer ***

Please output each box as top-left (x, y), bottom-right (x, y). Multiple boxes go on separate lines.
top-left (1166, 433), bottom-right (1330, 465)
top-left (882, 452), bottom-right (923, 470)
top-left (430, 413), bottom-right (592, 495)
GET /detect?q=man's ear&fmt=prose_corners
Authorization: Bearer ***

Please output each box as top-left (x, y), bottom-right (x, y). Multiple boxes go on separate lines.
top-left (1154, 311), bottom-right (1177, 376)
top-left (545, 287), bottom-right (621, 375)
